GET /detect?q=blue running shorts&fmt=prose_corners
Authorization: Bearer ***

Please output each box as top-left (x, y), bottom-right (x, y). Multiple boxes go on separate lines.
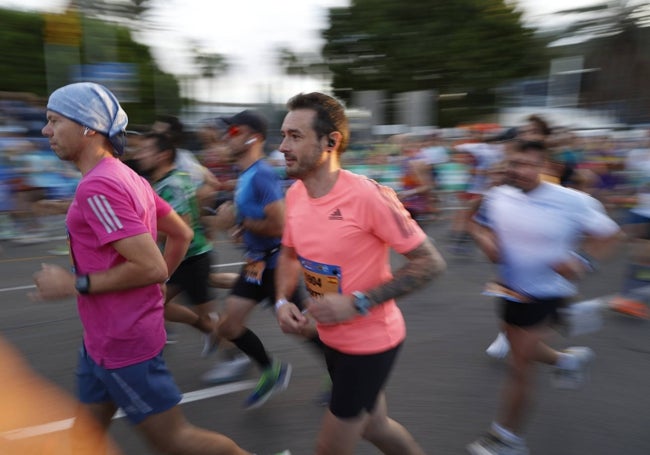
top-left (76, 345), bottom-right (182, 424)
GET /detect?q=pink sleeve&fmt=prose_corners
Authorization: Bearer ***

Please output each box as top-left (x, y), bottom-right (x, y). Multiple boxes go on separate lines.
top-left (281, 185), bottom-right (295, 248)
top-left (76, 177), bottom-right (152, 246)
top-left (365, 183), bottom-right (426, 254)
top-left (155, 192), bottom-right (173, 218)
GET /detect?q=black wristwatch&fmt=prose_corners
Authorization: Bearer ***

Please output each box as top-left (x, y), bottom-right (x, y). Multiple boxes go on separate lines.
top-left (352, 291), bottom-right (372, 315)
top-left (75, 274), bottom-right (90, 294)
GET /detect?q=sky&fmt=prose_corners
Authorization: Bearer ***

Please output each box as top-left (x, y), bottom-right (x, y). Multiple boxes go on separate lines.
top-left (0, 0), bottom-right (602, 104)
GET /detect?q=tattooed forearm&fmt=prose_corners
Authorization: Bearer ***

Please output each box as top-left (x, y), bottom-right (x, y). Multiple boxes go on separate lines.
top-left (366, 237), bottom-right (446, 306)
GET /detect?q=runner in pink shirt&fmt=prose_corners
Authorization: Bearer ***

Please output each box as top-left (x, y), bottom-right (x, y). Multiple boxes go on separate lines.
top-left (67, 156), bottom-right (170, 368)
top-left (32, 82), bottom-right (269, 455)
top-left (274, 92), bottom-right (447, 455)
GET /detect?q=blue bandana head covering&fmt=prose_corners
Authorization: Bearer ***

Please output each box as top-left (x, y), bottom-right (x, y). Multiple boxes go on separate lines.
top-left (47, 82), bottom-right (128, 156)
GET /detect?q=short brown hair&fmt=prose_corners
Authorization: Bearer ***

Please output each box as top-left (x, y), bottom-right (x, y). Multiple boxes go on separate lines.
top-left (286, 92), bottom-right (350, 153)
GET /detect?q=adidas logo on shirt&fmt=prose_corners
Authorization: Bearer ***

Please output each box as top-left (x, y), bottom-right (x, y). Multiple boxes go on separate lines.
top-left (329, 208), bottom-right (343, 220)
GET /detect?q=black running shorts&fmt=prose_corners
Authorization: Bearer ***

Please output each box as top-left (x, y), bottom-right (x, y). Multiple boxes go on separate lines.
top-left (231, 265), bottom-right (307, 307)
top-left (500, 297), bottom-right (566, 327)
top-left (167, 252), bottom-right (213, 305)
top-left (325, 343), bottom-right (402, 419)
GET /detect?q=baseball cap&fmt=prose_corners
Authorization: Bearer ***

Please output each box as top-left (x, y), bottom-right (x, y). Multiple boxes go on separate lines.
top-left (221, 110), bottom-right (268, 139)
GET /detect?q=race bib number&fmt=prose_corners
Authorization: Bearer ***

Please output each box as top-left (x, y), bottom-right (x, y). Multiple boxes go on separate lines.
top-left (298, 256), bottom-right (341, 298)
top-left (244, 260), bottom-right (266, 285)
top-left (482, 281), bottom-right (530, 303)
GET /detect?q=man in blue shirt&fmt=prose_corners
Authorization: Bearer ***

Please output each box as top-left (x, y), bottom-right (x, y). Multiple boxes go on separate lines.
top-left (209, 110), bottom-right (295, 409)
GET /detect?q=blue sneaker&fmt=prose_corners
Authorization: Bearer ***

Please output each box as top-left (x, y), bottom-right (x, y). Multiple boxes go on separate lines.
top-left (244, 361), bottom-right (292, 410)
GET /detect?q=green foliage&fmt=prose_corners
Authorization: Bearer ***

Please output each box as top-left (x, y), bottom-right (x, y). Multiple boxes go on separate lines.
top-left (0, 6), bottom-right (181, 125)
top-left (194, 52), bottom-right (228, 79)
top-left (322, 0), bottom-right (549, 125)
top-left (276, 47), bottom-right (329, 78)
top-left (0, 9), bottom-right (47, 95)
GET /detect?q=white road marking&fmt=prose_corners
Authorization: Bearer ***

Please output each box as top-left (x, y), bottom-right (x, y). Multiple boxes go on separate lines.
top-left (0, 258), bottom-right (249, 441)
top-left (1, 380), bottom-right (256, 440)
top-left (0, 284), bottom-right (36, 292)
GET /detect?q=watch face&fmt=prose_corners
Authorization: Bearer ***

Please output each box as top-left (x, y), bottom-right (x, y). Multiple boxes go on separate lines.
top-left (76, 275), bottom-right (89, 294)
top-left (353, 292), bottom-right (370, 314)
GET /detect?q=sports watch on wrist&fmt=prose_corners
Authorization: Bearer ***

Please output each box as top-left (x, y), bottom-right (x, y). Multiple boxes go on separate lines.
top-left (75, 274), bottom-right (90, 294)
top-left (352, 291), bottom-right (372, 315)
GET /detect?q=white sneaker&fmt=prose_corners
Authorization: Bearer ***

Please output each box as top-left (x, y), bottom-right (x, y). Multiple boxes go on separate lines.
top-left (200, 313), bottom-right (220, 358)
top-left (486, 332), bottom-right (510, 359)
top-left (201, 355), bottom-right (251, 384)
top-left (467, 431), bottom-right (529, 455)
top-left (552, 346), bottom-right (595, 389)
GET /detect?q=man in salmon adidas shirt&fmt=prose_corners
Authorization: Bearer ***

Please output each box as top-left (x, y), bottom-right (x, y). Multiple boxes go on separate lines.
top-left (274, 92), bottom-right (447, 455)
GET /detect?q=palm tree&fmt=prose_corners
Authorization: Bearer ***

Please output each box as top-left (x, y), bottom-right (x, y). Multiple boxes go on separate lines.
top-left (553, 1), bottom-right (650, 41)
top-left (276, 46), bottom-right (331, 94)
top-left (193, 49), bottom-right (229, 102)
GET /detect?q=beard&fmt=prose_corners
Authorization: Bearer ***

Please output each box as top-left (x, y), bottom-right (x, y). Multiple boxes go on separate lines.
top-left (285, 145), bottom-right (325, 179)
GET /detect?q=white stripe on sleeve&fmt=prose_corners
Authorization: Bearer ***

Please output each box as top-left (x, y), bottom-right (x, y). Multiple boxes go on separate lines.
top-left (87, 195), bottom-right (123, 234)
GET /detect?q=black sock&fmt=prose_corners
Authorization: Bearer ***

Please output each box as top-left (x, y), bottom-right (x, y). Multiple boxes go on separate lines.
top-left (231, 328), bottom-right (272, 370)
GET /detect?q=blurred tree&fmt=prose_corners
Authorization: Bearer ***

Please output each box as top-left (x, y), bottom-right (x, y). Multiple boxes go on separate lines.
top-left (550, 1), bottom-right (650, 123)
top-left (71, 0), bottom-right (154, 25)
top-left (0, 6), bottom-right (181, 124)
top-left (321, 0), bottom-right (549, 126)
top-left (277, 47), bottom-right (308, 77)
top-left (193, 48), bottom-right (229, 102)
top-left (0, 9), bottom-right (47, 97)
top-left (275, 46), bottom-right (331, 97)
top-left (276, 46), bottom-right (331, 80)
top-left (553, 0), bottom-right (649, 40)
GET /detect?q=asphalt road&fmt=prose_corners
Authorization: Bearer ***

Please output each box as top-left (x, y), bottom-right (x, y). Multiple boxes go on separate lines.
top-left (0, 219), bottom-right (648, 455)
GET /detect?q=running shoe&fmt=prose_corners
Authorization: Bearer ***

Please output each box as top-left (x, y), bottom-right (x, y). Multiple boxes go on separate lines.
top-left (254, 451), bottom-right (291, 455)
top-left (200, 313), bottom-right (221, 357)
top-left (251, 451), bottom-right (291, 455)
top-left (201, 355), bottom-right (251, 384)
top-left (467, 431), bottom-right (529, 455)
top-left (201, 333), bottom-right (220, 357)
top-left (485, 332), bottom-right (510, 359)
top-left (608, 296), bottom-right (649, 319)
top-left (552, 346), bottom-right (595, 390)
top-left (244, 361), bottom-right (292, 410)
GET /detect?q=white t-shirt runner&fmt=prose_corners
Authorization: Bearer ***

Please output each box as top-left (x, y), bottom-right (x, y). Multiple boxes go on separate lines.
top-left (477, 182), bottom-right (619, 299)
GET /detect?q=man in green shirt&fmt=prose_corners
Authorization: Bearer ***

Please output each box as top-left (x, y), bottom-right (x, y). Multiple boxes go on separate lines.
top-left (138, 132), bottom-right (222, 353)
